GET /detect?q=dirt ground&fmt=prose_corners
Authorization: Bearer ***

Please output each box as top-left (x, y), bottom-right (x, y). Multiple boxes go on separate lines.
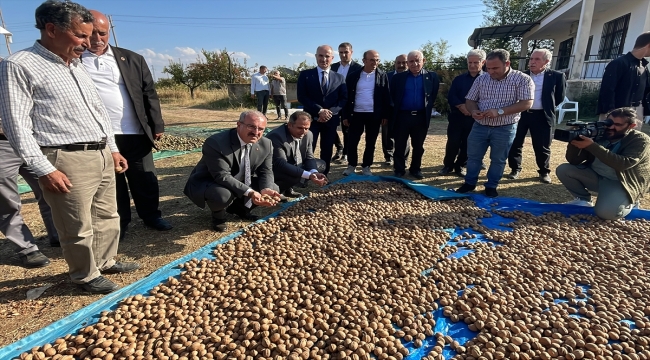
top-left (1, 107), bottom-right (648, 348)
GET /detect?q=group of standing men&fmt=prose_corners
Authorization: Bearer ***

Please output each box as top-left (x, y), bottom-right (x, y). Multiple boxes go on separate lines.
top-left (0, 1), bottom-right (172, 294)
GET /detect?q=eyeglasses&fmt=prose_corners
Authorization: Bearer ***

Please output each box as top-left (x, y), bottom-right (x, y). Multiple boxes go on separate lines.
top-left (239, 122), bottom-right (265, 133)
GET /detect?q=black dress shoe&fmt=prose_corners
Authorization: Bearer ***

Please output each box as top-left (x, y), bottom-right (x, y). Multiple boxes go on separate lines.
top-left (226, 207), bottom-right (260, 221)
top-left (18, 250), bottom-right (51, 268)
top-left (507, 170), bottom-right (521, 179)
top-left (485, 187), bottom-right (499, 198)
top-left (394, 171), bottom-right (406, 178)
top-left (456, 183), bottom-right (476, 193)
top-left (284, 188), bottom-right (303, 198)
top-left (212, 218), bottom-right (227, 232)
top-left (143, 218), bottom-right (173, 231)
top-left (437, 167), bottom-right (452, 175)
top-left (409, 170), bottom-right (424, 179)
top-left (454, 167), bottom-right (467, 176)
top-left (78, 276), bottom-right (119, 294)
top-left (102, 262), bottom-right (141, 274)
top-left (331, 149), bottom-right (343, 161)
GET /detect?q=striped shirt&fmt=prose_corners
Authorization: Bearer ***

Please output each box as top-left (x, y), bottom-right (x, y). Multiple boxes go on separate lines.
top-left (465, 69), bottom-right (534, 126)
top-left (0, 41), bottom-right (117, 177)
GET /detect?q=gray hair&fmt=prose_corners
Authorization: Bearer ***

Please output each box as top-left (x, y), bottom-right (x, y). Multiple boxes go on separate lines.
top-left (467, 49), bottom-right (486, 61)
top-left (486, 49), bottom-right (510, 63)
top-left (531, 49), bottom-right (552, 61)
top-left (408, 50), bottom-right (424, 59)
top-left (238, 110), bottom-right (267, 123)
top-left (35, 0), bottom-right (93, 30)
top-left (288, 111), bottom-right (312, 124)
top-left (316, 45), bottom-right (333, 54)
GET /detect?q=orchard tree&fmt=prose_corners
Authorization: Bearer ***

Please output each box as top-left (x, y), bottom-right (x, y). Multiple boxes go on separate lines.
top-left (163, 60), bottom-right (210, 99)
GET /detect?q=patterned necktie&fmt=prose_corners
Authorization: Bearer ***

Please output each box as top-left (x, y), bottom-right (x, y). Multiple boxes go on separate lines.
top-left (294, 139), bottom-right (302, 167)
top-left (321, 70), bottom-right (328, 94)
top-left (243, 144), bottom-right (252, 208)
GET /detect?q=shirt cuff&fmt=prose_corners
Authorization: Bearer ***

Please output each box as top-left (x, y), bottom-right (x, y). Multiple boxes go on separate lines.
top-left (243, 188), bottom-right (253, 197)
top-left (301, 170), bottom-right (312, 180)
top-left (32, 158), bottom-right (58, 177)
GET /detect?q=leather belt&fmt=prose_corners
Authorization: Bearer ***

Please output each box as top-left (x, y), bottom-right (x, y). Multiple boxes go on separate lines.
top-left (0, 133), bottom-right (7, 141)
top-left (41, 142), bottom-right (106, 151)
top-left (400, 110), bottom-right (425, 116)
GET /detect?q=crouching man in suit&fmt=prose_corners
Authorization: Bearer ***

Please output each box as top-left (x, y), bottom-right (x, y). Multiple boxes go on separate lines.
top-left (184, 111), bottom-right (281, 232)
top-left (266, 111), bottom-right (328, 198)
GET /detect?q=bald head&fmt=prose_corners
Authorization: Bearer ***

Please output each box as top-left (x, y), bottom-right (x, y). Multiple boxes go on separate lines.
top-left (88, 10), bottom-right (110, 55)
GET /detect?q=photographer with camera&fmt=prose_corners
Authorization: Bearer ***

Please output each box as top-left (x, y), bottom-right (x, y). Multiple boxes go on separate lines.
top-left (556, 107), bottom-right (650, 220)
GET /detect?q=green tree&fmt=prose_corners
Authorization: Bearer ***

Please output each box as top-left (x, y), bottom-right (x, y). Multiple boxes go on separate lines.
top-left (162, 60), bottom-right (211, 99)
top-left (202, 48), bottom-right (249, 87)
top-left (421, 39), bottom-right (451, 71)
top-left (480, 0), bottom-right (559, 61)
top-left (272, 60), bottom-right (315, 83)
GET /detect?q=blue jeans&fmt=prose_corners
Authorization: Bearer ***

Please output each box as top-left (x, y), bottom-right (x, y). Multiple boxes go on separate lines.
top-left (465, 122), bottom-right (517, 188)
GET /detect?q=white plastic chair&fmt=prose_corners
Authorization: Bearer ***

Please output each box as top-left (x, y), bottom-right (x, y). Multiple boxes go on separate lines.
top-left (556, 97), bottom-right (579, 124)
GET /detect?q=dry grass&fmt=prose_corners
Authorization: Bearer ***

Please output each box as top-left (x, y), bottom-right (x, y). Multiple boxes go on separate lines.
top-left (157, 87), bottom-right (232, 109)
top-left (1, 107), bottom-right (649, 348)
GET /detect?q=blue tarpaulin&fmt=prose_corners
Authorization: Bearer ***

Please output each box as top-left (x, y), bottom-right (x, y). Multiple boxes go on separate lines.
top-left (2, 175), bottom-right (649, 359)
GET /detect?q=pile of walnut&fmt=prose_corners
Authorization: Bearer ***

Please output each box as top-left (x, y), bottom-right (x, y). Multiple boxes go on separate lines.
top-left (260, 193), bottom-right (282, 206)
top-left (152, 134), bottom-right (205, 152)
top-left (17, 181), bottom-right (650, 360)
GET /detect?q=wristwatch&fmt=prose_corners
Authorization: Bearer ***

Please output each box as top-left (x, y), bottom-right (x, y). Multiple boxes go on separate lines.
top-left (497, 108), bottom-right (505, 116)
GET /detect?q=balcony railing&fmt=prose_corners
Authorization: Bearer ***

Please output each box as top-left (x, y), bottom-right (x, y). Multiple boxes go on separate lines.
top-left (581, 54), bottom-right (622, 79)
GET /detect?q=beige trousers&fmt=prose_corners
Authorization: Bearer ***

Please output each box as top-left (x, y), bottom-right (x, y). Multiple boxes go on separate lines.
top-left (599, 105), bottom-right (644, 129)
top-left (40, 147), bottom-right (119, 283)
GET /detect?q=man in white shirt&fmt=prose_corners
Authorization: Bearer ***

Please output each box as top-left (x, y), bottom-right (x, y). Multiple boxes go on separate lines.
top-left (341, 50), bottom-right (391, 176)
top-left (82, 10), bottom-right (172, 240)
top-left (251, 66), bottom-right (270, 115)
top-left (331, 42), bottom-right (363, 163)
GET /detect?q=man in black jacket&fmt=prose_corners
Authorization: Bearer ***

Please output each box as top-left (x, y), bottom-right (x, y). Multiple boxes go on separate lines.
top-left (84, 10), bottom-right (171, 240)
top-left (597, 32), bottom-right (650, 126)
top-left (266, 111), bottom-right (328, 195)
top-left (507, 49), bottom-right (566, 183)
top-left (341, 50), bottom-right (391, 176)
top-left (439, 49), bottom-right (485, 177)
top-left (331, 42), bottom-right (363, 163)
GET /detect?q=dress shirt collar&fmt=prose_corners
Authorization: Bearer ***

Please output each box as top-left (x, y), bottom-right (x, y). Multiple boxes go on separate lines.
top-left (236, 134), bottom-right (248, 148)
top-left (625, 52), bottom-right (649, 67)
top-left (33, 41), bottom-right (81, 66)
top-left (82, 45), bottom-right (114, 59)
top-left (317, 67), bottom-right (330, 76)
top-left (530, 67), bottom-right (546, 77)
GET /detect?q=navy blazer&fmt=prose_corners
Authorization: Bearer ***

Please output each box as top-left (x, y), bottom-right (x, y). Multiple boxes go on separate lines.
top-left (265, 124), bottom-right (317, 178)
top-left (296, 68), bottom-right (348, 127)
top-left (342, 68), bottom-right (391, 122)
top-left (331, 61), bottom-right (363, 79)
top-left (524, 69), bottom-right (566, 125)
top-left (389, 69), bottom-right (440, 128)
top-left (184, 129), bottom-right (275, 209)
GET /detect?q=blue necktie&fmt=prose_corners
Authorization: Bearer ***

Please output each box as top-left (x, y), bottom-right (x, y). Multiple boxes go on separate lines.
top-left (321, 70), bottom-right (328, 94)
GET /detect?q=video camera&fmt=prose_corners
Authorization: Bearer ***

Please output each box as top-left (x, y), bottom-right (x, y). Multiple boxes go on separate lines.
top-left (553, 119), bottom-right (613, 142)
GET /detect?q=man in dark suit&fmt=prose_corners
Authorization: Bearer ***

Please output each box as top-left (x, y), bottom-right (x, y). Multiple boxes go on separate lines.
top-left (266, 111), bottom-right (328, 196)
top-left (389, 50), bottom-right (440, 179)
top-left (507, 49), bottom-right (566, 183)
top-left (297, 45), bottom-right (348, 175)
top-left (83, 11), bottom-right (171, 240)
top-left (384, 54), bottom-right (408, 166)
top-left (341, 50), bottom-right (391, 176)
top-left (331, 42), bottom-right (363, 163)
top-left (184, 111), bottom-right (280, 232)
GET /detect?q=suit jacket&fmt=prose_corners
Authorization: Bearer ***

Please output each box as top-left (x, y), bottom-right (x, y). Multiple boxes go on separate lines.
top-left (386, 70), bottom-right (399, 83)
top-left (109, 46), bottom-right (165, 147)
top-left (389, 69), bottom-right (440, 129)
top-left (331, 61), bottom-right (363, 79)
top-left (266, 124), bottom-right (317, 179)
top-left (296, 68), bottom-right (348, 127)
top-left (597, 52), bottom-right (649, 114)
top-left (342, 68), bottom-right (391, 122)
top-left (524, 69), bottom-right (566, 125)
top-left (184, 129), bottom-right (274, 208)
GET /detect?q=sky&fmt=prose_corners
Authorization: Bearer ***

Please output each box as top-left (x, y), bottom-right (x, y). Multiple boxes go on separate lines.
top-left (0, 0), bottom-right (487, 80)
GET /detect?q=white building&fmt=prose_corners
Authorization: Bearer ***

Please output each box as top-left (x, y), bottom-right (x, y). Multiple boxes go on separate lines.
top-left (468, 0), bottom-right (650, 95)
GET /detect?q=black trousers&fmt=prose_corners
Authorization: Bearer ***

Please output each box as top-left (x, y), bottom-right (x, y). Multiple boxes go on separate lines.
top-left (347, 112), bottom-right (382, 167)
top-left (274, 159), bottom-right (327, 193)
top-left (394, 111), bottom-right (428, 174)
top-left (333, 123), bottom-right (349, 155)
top-left (114, 134), bottom-right (161, 230)
top-left (443, 112), bottom-right (475, 170)
top-left (310, 120), bottom-right (339, 175)
top-left (205, 178), bottom-right (270, 219)
top-left (381, 124), bottom-right (394, 161)
top-left (255, 90), bottom-right (269, 114)
top-left (507, 110), bottom-right (552, 175)
top-left (272, 95), bottom-right (288, 118)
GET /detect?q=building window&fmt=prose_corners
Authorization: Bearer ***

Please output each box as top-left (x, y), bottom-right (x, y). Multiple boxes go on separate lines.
top-left (598, 13), bottom-right (630, 60)
top-left (556, 38), bottom-right (573, 70)
top-left (584, 36), bottom-right (593, 61)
